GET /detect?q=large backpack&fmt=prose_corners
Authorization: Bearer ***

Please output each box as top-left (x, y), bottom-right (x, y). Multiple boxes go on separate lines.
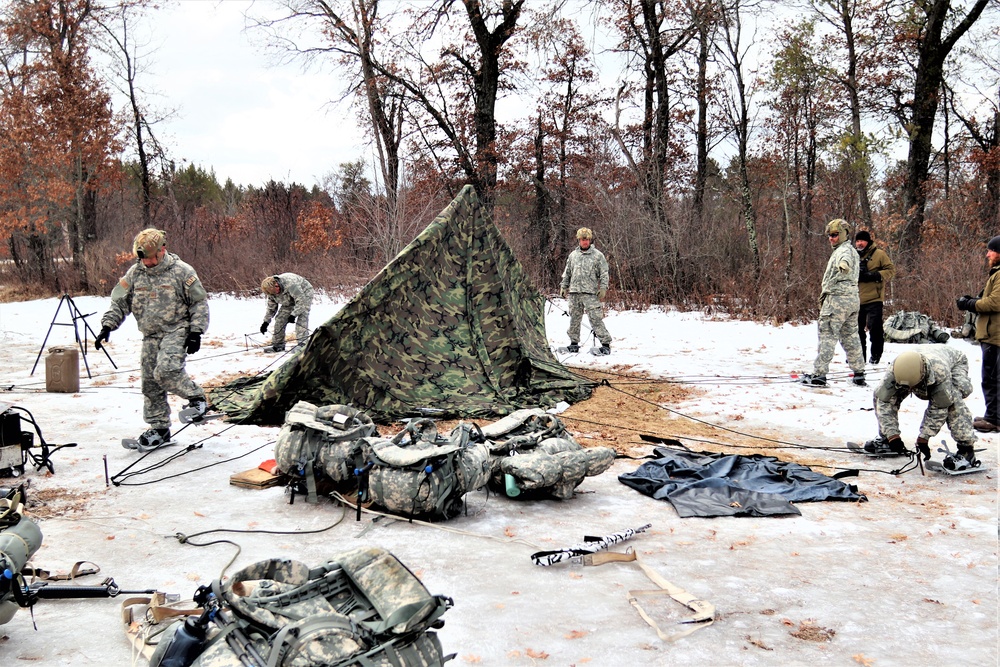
top-left (274, 402), bottom-right (376, 502)
top-left (364, 420), bottom-right (491, 519)
top-left (479, 409), bottom-right (615, 499)
top-left (151, 547), bottom-right (452, 667)
top-left (883, 311), bottom-right (949, 344)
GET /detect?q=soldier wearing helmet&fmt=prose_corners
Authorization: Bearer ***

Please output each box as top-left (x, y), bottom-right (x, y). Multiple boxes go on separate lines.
top-left (864, 345), bottom-right (980, 470)
top-left (559, 228), bottom-right (611, 354)
top-left (96, 228), bottom-right (210, 450)
top-left (801, 219), bottom-right (866, 387)
top-left (259, 273), bottom-right (315, 353)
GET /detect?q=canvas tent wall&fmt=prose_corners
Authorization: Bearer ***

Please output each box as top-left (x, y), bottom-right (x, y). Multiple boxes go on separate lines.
top-left (210, 185), bottom-right (595, 424)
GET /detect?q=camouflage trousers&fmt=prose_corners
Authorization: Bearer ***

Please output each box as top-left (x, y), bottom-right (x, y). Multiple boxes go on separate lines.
top-left (812, 295), bottom-right (864, 376)
top-left (567, 293), bottom-right (611, 346)
top-left (272, 307), bottom-right (311, 348)
top-left (875, 393), bottom-right (978, 446)
top-left (141, 329), bottom-right (205, 429)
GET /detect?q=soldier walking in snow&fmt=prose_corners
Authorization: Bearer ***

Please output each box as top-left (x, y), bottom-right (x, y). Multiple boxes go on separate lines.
top-left (854, 230), bottom-right (895, 364)
top-left (260, 273), bottom-right (314, 352)
top-left (96, 228), bottom-right (209, 450)
top-left (802, 219), bottom-right (867, 387)
top-left (865, 346), bottom-right (979, 471)
top-left (560, 227), bottom-right (611, 354)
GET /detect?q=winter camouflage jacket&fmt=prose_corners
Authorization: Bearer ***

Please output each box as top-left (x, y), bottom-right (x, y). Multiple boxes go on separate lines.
top-left (874, 344), bottom-right (975, 441)
top-left (263, 272), bottom-right (314, 321)
top-left (973, 266), bottom-right (1000, 346)
top-left (821, 238), bottom-right (860, 298)
top-left (560, 246), bottom-right (609, 295)
top-left (102, 252), bottom-right (209, 336)
top-left (857, 245), bottom-right (895, 305)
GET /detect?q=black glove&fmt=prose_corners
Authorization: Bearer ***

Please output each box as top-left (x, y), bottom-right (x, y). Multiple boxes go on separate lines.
top-left (95, 326), bottom-right (111, 350)
top-left (185, 332), bottom-right (202, 355)
top-left (288, 315), bottom-right (296, 324)
top-left (260, 321), bottom-right (269, 335)
top-left (887, 435), bottom-right (906, 455)
top-left (956, 295), bottom-right (977, 312)
top-left (859, 270), bottom-right (881, 283)
top-left (915, 437), bottom-right (930, 461)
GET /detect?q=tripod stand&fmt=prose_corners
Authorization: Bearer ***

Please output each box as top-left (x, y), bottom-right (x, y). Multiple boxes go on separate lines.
top-left (30, 295), bottom-right (117, 379)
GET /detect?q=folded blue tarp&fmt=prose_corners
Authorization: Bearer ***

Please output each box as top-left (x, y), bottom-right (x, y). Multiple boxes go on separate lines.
top-left (619, 447), bottom-right (866, 518)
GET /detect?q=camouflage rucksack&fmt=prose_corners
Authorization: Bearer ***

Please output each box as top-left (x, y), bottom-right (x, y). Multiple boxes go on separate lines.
top-left (152, 547), bottom-right (452, 667)
top-left (883, 311), bottom-right (950, 344)
top-left (480, 409), bottom-right (615, 499)
top-left (363, 419), bottom-right (491, 519)
top-left (274, 402), bottom-right (376, 502)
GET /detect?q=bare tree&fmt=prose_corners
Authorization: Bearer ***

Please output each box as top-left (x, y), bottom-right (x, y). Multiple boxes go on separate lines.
top-left (607, 0), bottom-right (698, 285)
top-left (716, 0), bottom-right (761, 273)
top-left (97, 1), bottom-right (167, 227)
top-left (888, 0), bottom-right (992, 251)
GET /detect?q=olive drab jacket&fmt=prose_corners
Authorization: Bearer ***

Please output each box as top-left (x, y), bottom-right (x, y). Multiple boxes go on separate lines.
top-left (857, 245), bottom-right (895, 305)
top-left (560, 246), bottom-right (609, 295)
top-left (102, 252), bottom-right (209, 336)
top-left (974, 266), bottom-right (1000, 346)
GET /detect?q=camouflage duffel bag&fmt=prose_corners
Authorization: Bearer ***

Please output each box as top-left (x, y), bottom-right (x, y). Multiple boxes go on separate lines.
top-left (365, 419), bottom-right (491, 519)
top-left (498, 437), bottom-right (615, 500)
top-left (274, 401), bottom-right (376, 502)
top-left (155, 546), bottom-right (453, 667)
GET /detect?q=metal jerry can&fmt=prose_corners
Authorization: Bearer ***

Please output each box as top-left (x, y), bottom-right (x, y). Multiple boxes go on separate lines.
top-left (45, 346), bottom-right (80, 393)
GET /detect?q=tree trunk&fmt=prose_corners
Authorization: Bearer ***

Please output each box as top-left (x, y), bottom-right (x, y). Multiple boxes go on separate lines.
top-left (901, 0), bottom-right (990, 251)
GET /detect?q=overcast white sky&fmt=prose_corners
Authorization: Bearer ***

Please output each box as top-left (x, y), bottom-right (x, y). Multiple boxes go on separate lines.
top-left (141, 0), bottom-right (365, 188)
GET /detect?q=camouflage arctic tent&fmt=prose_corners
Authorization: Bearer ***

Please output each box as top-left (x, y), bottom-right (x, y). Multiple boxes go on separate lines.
top-left (210, 185), bottom-right (595, 424)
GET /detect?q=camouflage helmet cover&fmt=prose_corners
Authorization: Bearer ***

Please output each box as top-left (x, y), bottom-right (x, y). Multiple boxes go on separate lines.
top-left (133, 228), bottom-right (166, 259)
top-left (261, 276), bottom-right (281, 295)
top-left (893, 350), bottom-right (925, 387)
top-left (576, 227), bottom-right (593, 240)
top-left (825, 219), bottom-right (851, 243)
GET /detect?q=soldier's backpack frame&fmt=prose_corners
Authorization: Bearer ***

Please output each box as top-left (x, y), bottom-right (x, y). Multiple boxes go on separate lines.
top-left (150, 546), bottom-right (454, 667)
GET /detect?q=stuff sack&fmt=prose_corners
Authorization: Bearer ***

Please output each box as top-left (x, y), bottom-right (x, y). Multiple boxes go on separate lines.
top-left (364, 420), bottom-right (490, 519)
top-left (274, 402), bottom-right (376, 502)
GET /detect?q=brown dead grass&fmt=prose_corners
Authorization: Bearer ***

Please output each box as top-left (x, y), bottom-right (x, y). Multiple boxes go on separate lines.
top-left (26, 485), bottom-right (102, 519)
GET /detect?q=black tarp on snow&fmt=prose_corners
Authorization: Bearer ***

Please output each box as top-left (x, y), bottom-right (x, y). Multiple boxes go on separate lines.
top-left (619, 446), bottom-right (866, 518)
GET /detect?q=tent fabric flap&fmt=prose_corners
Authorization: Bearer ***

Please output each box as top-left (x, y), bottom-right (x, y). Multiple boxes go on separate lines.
top-left (618, 447), bottom-right (866, 518)
top-left (210, 185), bottom-right (595, 424)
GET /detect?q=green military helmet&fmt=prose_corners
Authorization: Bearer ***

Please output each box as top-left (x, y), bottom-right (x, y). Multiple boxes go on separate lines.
top-left (825, 218), bottom-right (851, 243)
top-left (892, 350), bottom-right (925, 387)
top-left (133, 228), bottom-right (166, 259)
top-left (576, 227), bottom-right (593, 240)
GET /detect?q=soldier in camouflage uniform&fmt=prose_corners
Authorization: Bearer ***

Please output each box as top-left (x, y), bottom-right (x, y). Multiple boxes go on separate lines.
top-left (559, 228), bottom-right (611, 354)
top-left (802, 219), bottom-right (866, 387)
top-left (865, 345), bottom-right (979, 470)
top-left (96, 229), bottom-right (209, 449)
top-left (260, 273), bottom-right (314, 352)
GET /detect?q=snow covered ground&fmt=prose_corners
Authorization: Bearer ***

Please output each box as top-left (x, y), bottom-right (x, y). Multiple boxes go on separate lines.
top-left (0, 292), bottom-right (996, 666)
